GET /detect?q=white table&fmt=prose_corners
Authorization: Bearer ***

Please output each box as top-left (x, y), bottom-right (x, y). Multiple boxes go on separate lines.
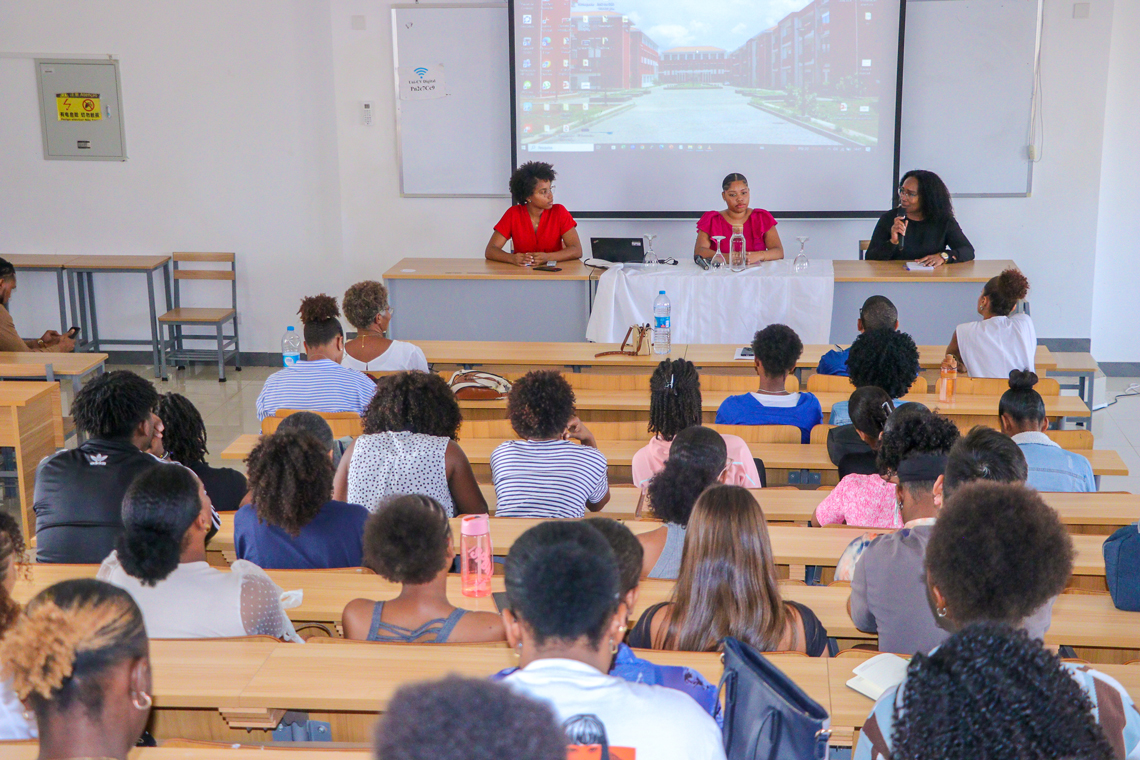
top-left (586, 259), bottom-right (835, 344)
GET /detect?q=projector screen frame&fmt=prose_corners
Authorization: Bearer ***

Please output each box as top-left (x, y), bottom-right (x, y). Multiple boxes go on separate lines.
top-left (507, 0), bottom-right (908, 220)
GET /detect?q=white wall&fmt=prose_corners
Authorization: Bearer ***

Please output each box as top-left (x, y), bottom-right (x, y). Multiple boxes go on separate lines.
top-left (1091, 0), bottom-right (1139, 362)
top-left (0, 0), bottom-right (1126, 352)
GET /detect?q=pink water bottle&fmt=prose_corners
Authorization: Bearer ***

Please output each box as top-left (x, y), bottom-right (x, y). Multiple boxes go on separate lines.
top-left (460, 514), bottom-right (493, 597)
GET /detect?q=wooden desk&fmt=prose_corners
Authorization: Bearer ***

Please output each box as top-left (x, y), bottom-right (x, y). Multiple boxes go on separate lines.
top-left (0, 382), bottom-right (64, 543)
top-left (410, 339), bottom-right (679, 370)
top-left (686, 343), bottom-right (1057, 374)
top-left (0, 350), bottom-right (108, 399)
top-left (833, 259), bottom-right (1014, 283)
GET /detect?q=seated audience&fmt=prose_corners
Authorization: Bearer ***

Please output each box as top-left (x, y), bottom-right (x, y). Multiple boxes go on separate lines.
top-left (639, 426), bottom-right (728, 580)
top-left (342, 495), bottom-right (504, 643)
top-left (1001, 369), bottom-right (1096, 492)
top-left (868, 623), bottom-right (1125, 760)
top-left (491, 370), bottom-right (609, 518)
top-left (34, 371), bottom-right (166, 564)
top-left (0, 257), bottom-right (76, 353)
top-left (500, 521), bottom-right (725, 759)
top-left (98, 465), bottom-right (300, 641)
top-left (334, 371), bottom-right (486, 516)
top-left (374, 676), bottom-right (567, 760)
top-left (0, 512), bottom-right (32, 740)
top-left (236, 430), bottom-right (368, 569)
top-left (715, 324), bottom-right (821, 443)
top-left (629, 485), bottom-right (828, 656)
top-left (340, 280), bottom-right (429, 372)
top-left (855, 482), bottom-right (1139, 760)
top-left (816, 295), bottom-right (899, 376)
top-left (947, 267), bottom-right (1036, 378)
top-left (156, 393), bottom-right (248, 511)
top-left (256, 294), bottom-right (378, 420)
top-left (828, 326), bottom-right (920, 426)
top-left (632, 358), bottom-right (760, 490)
top-left (0, 579), bottom-right (150, 760)
top-left (836, 387), bottom-right (893, 478)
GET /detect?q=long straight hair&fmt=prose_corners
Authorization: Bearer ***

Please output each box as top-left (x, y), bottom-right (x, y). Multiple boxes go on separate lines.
top-left (659, 485), bottom-right (792, 652)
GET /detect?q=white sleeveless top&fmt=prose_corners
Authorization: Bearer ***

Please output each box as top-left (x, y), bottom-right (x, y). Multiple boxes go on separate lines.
top-left (955, 313), bottom-right (1037, 379)
top-left (347, 431), bottom-right (454, 515)
top-left (340, 340), bottom-right (429, 372)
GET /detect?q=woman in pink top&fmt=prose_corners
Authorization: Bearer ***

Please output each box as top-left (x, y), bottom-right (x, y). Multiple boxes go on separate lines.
top-left (631, 359), bottom-right (761, 494)
top-left (694, 173), bottom-right (783, 265)
top-left (814, 388), bottom-right (899, 528)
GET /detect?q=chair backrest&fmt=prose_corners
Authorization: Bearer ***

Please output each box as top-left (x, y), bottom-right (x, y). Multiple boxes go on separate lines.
top-left (459, 419), bottom-right (651, 441)
top-left (563, 373), bottom-right (652, 391)
top-left (700, 374), bottom-right (800, 393)
top-left (306, 636), bottom-right (509, 648)
top-left (957, 376), bottom-right (1061, 396)
top-left (809, 424), bottom-right (833, 444)
top-left (171, 252), bottom-right (237, 310)
top-left (262, 409), bottom-right (363, 437)
top-left (807, 374), bottom-right (928, 395)
top-left (707, 423), bottom-right (801, 444)
top-left (858, 240), bottom-right (871, 260)
top-left (1045, 429), bottom-right (1094, 450)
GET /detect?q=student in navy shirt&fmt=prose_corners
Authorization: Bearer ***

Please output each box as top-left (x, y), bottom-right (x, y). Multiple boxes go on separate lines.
top-left (235, 429), bottom-right (368, 569)
top-left (816, 295), bottom-right (899, 376)
top-left (715, 324), bottom-right (821, 443)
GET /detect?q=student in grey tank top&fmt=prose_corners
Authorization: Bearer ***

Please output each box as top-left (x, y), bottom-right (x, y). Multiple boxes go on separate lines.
top-left (638, 427), bottom-right (729, 580)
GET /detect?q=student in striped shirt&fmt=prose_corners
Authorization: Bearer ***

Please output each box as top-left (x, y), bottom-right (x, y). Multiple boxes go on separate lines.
top-left (490, 371), bottom-right (609, 519)
top-left (256, 295), bottom-right (378, 421)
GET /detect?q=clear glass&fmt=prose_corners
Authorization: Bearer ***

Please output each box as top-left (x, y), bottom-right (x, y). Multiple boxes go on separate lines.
top-left (729, 229), bottom-right (746, 272)
top-left (794, 236), bottom-right (810, 273)
top-left (709, 236), bottom-right (727, 269)
top-left (643, 234), bottom-right (658, 266)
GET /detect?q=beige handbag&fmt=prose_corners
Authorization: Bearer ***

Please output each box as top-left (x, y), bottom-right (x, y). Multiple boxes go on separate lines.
top-left (448, 370), bottom-right (513, 400)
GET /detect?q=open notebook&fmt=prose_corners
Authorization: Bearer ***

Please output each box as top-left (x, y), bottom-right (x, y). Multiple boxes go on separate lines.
top-left (846, 653), bottom-right (911, 701)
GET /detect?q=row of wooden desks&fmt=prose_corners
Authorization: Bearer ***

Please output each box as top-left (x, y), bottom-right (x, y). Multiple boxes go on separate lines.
top-left (0, 350), bottom-right (108, 399)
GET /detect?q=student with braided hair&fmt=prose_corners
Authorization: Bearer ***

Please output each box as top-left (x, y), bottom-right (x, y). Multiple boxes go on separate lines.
top-left (256, 294), bottom-right (378, 420)
top-left (0, 579), bottom-right (152, 758)
top-left (156, 393), bottom-right (248, 511)
top-left (0, 512), bottom-right (32, 740)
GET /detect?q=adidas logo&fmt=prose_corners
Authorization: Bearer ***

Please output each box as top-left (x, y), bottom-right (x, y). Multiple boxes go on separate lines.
top-left (85, 453), bottom-right (109, 466)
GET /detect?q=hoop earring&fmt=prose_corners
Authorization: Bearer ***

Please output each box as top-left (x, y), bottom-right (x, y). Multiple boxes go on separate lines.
top-left (609, 638), bottom-right (618, 655)
top-left (936, 607), bottom-right (947, 619)
top-left (132, 691), bottom-right (153, 711)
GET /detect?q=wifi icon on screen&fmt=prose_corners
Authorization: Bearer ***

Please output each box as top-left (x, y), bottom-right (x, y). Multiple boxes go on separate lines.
top-left (413, 67), bottom-right (429, 78)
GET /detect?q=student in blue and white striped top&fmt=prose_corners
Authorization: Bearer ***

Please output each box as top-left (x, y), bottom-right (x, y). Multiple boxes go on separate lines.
top-left (256, 295), bottom-right (378, 421)
top-left (491, 371), bottom-right (609, 519)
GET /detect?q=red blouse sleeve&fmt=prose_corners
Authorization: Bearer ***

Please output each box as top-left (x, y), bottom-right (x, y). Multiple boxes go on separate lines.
top-left (750, 208), bottom-right (777, 236)
top-left (554, 204), bottom-right (576, 235)
top-left (696, 210), bottom-right (719, 236)
top-left (493, 206), bottom-right (519, 241)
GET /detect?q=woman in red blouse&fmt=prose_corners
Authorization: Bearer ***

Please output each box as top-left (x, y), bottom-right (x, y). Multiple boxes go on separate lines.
top-left (694, 173), bottom-right (784, 265)
top-left (485, 161), bottom-right (582, 267)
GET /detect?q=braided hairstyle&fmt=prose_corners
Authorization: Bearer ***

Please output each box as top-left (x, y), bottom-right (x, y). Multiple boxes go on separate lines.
top-left (155, 393), bottom-right (208, 465)
top-left (981, 268), bottom-right (1030, 316)
top-left (246, 430), bottom-right (334, 537)
top-left (648, 359), bottom-right (702, 441)
top-left (72, 370), bottom-right (159, 440)
top-left (298, 294), bottom-right (344, 347)
top-left (0, 511), bottom-right (27, 637)
top-left (891, 622), bottom-right (1114, 760)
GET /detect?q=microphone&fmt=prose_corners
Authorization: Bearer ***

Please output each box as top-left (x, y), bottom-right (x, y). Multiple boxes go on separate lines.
top-left (896, 208), bottom-right (907, 251)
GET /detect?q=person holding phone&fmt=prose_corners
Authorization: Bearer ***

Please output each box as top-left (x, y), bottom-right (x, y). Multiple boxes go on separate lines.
top-left (485, 161), bottom-right (582, 267)
top-left (0, 257), bottom-right (76, 353)
top-left (866, 170), bottom-right (974, 266)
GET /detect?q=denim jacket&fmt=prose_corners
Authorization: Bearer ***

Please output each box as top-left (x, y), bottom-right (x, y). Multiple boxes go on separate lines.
top-left (1013, 431), bottom-right (1097, 492)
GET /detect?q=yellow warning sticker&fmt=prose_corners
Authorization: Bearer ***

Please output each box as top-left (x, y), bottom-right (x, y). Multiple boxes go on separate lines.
top-left (56, 92), bottom-right (102, 121)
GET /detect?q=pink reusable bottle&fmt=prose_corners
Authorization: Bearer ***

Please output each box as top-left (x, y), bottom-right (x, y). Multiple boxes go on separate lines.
top-left (460, 514), bottom-right (493, 598)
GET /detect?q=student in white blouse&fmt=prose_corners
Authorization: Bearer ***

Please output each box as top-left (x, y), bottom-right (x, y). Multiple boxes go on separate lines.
top-left (98, 464), bottom-right (301, 642)
top-left (340, 280), bottom-right (428, 372)
top-left (947, 268), bottom-right (1036, 378)
top-left (500, 521), bottom-right (725, 760)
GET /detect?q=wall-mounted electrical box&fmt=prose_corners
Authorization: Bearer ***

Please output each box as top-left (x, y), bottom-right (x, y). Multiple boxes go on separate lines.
top-left (35, 58), bottom-right (127, 161)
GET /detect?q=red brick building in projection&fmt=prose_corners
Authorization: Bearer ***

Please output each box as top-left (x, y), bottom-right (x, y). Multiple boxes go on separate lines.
top-left (659, 46), bottom-right (729, 84)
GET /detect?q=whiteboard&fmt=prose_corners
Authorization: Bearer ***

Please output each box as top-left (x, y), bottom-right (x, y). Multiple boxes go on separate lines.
top-left (899, 0), bottom-right (1041, 196)
top-left (392, 3), bottom-right (511, 197)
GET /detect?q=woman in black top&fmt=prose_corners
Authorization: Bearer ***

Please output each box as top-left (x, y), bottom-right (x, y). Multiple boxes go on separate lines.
top-left (156, 393), bottom-right (248, 511)
top-left (867, 170), bottom-right (974, 266)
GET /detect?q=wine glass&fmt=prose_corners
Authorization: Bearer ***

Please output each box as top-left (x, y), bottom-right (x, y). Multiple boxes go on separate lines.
top-left (643, 234), bottom-right (658, 266)
top-left (710, 236), bottom-right (727, 269)
top-left (794, 236), bottom-right (810, 273)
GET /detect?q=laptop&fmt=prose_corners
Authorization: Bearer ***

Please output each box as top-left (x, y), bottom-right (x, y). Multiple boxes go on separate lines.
top-left (590, 237), bottom-right (644, 263)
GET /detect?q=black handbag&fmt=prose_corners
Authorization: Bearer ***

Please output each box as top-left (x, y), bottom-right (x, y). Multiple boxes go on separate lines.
top-left (719, 637), bottom-right (831, 760)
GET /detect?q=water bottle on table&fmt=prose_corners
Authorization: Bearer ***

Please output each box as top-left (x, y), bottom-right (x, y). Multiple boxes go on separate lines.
top-left (729, 225), bottom-right (746, 272)
top-left (653, 290), bottom-right (671, 355)
top-left (460, 514), bottom-right (493, 598)
top-left (281, 326), bottom-right (302, 367)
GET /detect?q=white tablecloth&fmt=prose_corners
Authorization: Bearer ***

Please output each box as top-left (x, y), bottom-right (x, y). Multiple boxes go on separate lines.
top-left (586, 259), bottom-right (834, 345)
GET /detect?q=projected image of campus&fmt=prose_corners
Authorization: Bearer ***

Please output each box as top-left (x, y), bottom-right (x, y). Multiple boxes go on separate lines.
top-left (514, 0), bottom-right (888, 152)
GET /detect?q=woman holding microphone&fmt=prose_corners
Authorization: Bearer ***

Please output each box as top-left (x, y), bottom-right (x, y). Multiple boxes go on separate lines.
top-left (867, 170), bottom-right (974, 266)
top-left (485, 161), bottom-right (582, 267)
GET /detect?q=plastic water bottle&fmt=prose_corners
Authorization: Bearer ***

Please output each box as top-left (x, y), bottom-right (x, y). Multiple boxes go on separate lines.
top-left (653, 290), bottom-right (671, 355)
top-left (281, 326), bottom-right (302, 367)
top-left (460, 514), bottom-right (493, 597)
top-left (729, 225), bottom-right (746, 272)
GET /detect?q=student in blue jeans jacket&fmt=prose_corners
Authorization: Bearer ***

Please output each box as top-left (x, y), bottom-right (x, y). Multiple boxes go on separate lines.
top-left (1000, 370), bottom-right (1097, 492)
top-left (816, 295), bottom-right (900, 377)
top-left (716, 323), bottom-right (821, 443)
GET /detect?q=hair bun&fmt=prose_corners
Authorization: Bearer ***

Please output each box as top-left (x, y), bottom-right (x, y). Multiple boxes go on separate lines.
top-left (298, 294), bottom-right (340, 324)
top-left (1, 602), bottom-right (80, 700)
top-left (1008, 369), bottom-right (1039, 391)
top-left (997, 269), bottom-right (1029, 303)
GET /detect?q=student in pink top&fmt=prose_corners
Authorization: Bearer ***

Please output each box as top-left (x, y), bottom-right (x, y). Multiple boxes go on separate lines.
top-left (694, 173), bottom-right (783, 265)
top-left (632, 359), bottom-right (761, 494)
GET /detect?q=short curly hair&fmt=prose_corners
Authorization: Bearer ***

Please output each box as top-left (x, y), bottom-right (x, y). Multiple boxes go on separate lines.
top-left (362, 495), bottom-right (451, 585)
top-left (246, 430), bottom-right (334, 537)
top-left (342, 280), bottom-right (389, 332)
top-left (0, 511), bottom-right (26, 637)
top-left (298, 294), bottom-right (343, 347)
top-left (876, 404), bottom-right (959, 479)
top-left (648, 359), bottom-right (702, 441)
top-left (72, 370), bottom-right (159, 440)
top-left (507, 370), bottom-right (576, 440)
top-left (646, 426), bottom-right (727, 527)
top-left (374, 676), bottom-right (567, 760)
top-left (363, 372), bottom-right (461, 439)
top-left (155, 393), bottom-right (208, 465)
top-left (982, 268), bottom-right (1030, 317)
top-left (509, 161), bottom-right (556, 205)
top-left (927, 482), bottom-right (1073, 626)
top-left (891, 622), bottom-right (1115, 760)
top-left (847, 329), bottom-right (920, 399)
top-left (750, 324), bottom-right (803, 378)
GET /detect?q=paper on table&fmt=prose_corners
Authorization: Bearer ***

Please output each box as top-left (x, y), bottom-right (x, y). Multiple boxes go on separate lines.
top-left (904, 261), bottom-right (935, 272)
top-left (845, 653), bottom-right (910, 700)
top-left (733, 346), bottom-right (754, 361)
